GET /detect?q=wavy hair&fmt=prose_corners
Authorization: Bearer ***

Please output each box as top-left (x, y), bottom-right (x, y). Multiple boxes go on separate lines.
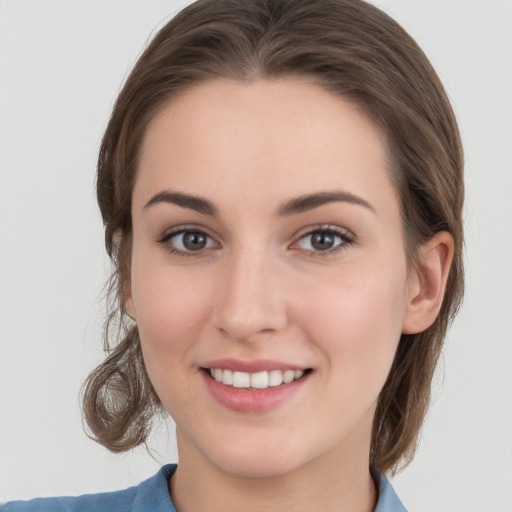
top-left (81, 0), bottom-right (464, 475)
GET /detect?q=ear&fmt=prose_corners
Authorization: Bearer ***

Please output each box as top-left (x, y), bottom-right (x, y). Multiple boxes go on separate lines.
top-left (402, 232), bottom-right (454, 334)
top-left (123, 280), bottom-right (137, 322)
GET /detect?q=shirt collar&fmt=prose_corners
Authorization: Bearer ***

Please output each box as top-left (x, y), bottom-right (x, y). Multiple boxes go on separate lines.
top-left (374, 471), bottom-right (409, 512)
top-left (132, 464), bottom-right (408, 512)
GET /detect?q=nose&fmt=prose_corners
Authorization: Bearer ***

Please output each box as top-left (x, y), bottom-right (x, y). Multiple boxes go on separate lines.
top-left (212, 246), bottom-right (288, 343)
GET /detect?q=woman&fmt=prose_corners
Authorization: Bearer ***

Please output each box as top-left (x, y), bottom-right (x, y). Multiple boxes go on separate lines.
top-left (2, 0), bottom-right (464, 510)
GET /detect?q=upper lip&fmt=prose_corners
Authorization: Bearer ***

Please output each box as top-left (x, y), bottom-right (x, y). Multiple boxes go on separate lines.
top-left (201, 358), bottom-right (310, 373)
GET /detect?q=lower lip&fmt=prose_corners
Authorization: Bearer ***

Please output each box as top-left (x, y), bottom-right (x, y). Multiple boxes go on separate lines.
top-left (201, 371), bottom-right (310, 413)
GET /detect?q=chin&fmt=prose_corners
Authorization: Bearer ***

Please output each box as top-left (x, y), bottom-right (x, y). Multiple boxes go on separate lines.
top-left (198, 430), bottom-right (328, 480)
top-left (211, 450), bottom-right (301, 479)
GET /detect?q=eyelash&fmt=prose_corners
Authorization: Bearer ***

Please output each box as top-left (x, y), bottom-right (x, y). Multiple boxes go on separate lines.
top-left (158, 226), bottom-right (218, 257)
top-left (157, 224), bottom-right (355, 257)
top-left (292, 225), bottom-right (355, 257)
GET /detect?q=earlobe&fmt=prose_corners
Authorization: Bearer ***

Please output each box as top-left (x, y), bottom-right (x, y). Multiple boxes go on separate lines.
top-left (402, 232), bottom-right (454, 334)
top-left (123, 283), bottom-right (137, 322)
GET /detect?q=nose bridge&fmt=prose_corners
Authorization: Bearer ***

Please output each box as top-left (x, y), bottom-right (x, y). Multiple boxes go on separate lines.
top-left (214, 242), bottom-right (287, 341)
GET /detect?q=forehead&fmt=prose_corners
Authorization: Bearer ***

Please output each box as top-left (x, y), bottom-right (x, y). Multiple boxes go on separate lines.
top-left (135, 78), bottom-right (396, 216)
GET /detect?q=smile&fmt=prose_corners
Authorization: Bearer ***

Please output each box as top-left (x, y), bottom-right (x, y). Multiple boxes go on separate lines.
top-left (206, 368), bottom-right (307, 389)
top-left (200, 359), bottom-right (313, 412)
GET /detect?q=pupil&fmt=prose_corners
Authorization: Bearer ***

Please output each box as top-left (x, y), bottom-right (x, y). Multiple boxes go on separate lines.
top-left (183, 232), bottom-right (206, 250)
top-left (311, 232), bottom-right (334, 250)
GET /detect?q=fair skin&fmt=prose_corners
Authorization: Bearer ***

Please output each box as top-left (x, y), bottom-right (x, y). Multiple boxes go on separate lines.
top-left (125, 79), bottom-right (453, 512)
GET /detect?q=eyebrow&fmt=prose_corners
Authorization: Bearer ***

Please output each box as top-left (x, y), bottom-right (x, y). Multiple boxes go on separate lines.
top-left (278, 191), bottom-right (375, 216)
top-left (143, 189), bottom-right (375, 216)
top-left (144, 191), bottom-right (217, 215)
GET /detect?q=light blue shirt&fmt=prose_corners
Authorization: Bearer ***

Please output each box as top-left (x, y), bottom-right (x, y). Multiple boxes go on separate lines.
top-left (2, 464), bottom-right (408, 511)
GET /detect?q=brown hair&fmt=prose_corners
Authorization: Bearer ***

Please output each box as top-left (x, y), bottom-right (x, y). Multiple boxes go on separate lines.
top-left (82, 0), bottom-right (464, 475)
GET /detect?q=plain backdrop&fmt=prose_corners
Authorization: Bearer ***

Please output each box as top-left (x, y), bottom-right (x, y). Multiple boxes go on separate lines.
top-left (0, 1), bottom-right (511, 511)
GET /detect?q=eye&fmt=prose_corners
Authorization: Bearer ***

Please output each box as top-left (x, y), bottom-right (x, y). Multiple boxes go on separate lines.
top-left (160, 228), bottom-right (218, 254)
top-left (295, 227), bottom-right (353, 253)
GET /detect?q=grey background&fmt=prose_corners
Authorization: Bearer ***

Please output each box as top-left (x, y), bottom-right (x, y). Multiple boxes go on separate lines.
top-left (1, 1), bottom-right (511, 510)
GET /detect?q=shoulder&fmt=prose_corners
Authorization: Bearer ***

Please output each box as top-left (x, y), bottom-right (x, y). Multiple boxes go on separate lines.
top-left (1, 464), bottom-right (177, 512)
top-left (1, 490), bottom-right (135, 512)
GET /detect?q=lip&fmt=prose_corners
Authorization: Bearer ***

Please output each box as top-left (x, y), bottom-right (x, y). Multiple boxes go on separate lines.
top-left (200, 359), bottom-right (311, 414)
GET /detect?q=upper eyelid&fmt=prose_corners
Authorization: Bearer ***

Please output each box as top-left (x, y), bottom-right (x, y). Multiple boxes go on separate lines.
top-left (288, 225), bottom-right (356, 254)
top-left (157, 226), bottom-right (220, 256)
top-left (158, 224), bottom-right (217, 242)
top-left (156, 223), bottom-right (355, 248)
top-left (291, 224), bottom-right (355, 242)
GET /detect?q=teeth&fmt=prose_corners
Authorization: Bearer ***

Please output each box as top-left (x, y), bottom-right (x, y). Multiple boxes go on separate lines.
top-left (232, 371), bottom-right (251, 388)
top-left (283, 370), bottom-right (295, 384)
top-left (268, 370), bottom-right (283, 387)
top-left (222, 369), bottom-right (233, 385)
top-left (208, 368), bottom-right (307, 389)
top-left (251, 371), bottom-right (269, 389)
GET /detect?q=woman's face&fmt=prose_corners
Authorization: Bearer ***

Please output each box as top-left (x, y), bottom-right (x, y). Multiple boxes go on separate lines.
top-left (126, 79), bottom-right (418, 477)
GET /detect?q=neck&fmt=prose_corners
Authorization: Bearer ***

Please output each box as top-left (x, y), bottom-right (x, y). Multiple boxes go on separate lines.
top-left (170, 432), bottom-right (377, 512)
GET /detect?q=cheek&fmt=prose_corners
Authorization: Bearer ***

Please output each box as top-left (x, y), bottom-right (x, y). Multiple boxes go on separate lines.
top-left (299, 261), bottom-right (408, 382)
top-left (130, 257), bottom-right (214, 363)
top-left (130, 262), bottom-right (217, 414)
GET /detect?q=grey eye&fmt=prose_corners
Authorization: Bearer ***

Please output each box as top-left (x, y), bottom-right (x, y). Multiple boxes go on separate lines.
top-left (298, 230), bottom-right (346, 251)
top-left (170, 230), bottom-right (216, 252)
